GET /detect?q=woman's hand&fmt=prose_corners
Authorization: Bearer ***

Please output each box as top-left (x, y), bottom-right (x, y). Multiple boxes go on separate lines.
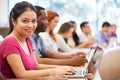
top-left (51, 66), bottom-right (75, 75)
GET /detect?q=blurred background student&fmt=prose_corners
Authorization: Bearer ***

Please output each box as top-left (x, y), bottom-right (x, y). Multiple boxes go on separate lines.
top-left (67, 21), bottom-right (94, 48)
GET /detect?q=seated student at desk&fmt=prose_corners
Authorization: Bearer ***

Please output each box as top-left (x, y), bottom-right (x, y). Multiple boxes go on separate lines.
top-left (56, 22), bottom-right (95, 75)
top-left (30, 6), bottom-right (87, 66)
top-left (30, 7), bottom-right (93, 79)
top-left (56, 22), bottom-right (91, 52)
top-left (39, 10), bottom-right (60, 53)
top-left (94, 21), bottom-right (111, 48)
top-left (0, 1), bottom-right (75, 79)
top-left (107, 24), bottom-right (120, 47)
top-left (67, 21), bottom-right (94, 48)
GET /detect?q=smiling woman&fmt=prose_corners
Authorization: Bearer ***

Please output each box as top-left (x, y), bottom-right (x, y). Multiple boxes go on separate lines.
top-left (0, 1), bottom-right (73, 80)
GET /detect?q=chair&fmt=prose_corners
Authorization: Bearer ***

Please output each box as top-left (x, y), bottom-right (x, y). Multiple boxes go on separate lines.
top-left (98, 46), bottom-right (120, 80)
top-left (0, 27), bottom-right (9, 37)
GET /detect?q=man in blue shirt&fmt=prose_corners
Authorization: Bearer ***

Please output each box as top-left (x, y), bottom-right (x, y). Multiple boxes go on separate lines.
top-left (95, 21), bottom-right (111, 47)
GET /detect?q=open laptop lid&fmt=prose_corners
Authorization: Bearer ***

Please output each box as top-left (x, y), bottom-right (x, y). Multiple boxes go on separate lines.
top-left (67, 44), bottom-right (98, 79)
top-left (86, 44), bottom-right (98, 63)
top-left (83, 43), bottom-right (103, 77)
top-left (88, 44), bottom-right (104, 80)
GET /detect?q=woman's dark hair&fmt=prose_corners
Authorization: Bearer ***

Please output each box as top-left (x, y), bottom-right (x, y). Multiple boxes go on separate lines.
top-left (58, 22), bottom-right (73, 34)
top-left (69, 21), bottom-right (80, 46)
top-left (9, 1), bottom-right (36, 34)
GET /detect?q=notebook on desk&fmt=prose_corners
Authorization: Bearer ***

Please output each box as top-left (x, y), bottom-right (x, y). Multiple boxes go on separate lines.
top-left (67, 44), bottom-right (101, 79)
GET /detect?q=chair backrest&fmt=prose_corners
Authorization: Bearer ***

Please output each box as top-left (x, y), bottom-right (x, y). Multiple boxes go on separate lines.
top-left (98, 46), bottom-right (120, 80)
top-left (0, 27), bottom-right (9, 38)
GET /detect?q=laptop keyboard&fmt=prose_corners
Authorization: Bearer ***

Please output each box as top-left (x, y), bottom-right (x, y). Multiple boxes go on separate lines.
top-left (74, 70), bottom-right (83, 75)
top-left (66, 69), bottom-right (88, 78)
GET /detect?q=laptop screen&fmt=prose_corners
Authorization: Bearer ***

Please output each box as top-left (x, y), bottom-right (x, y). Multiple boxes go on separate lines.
top-left (88, 45), bottom-right (104, 79)
top-left (67, 44), bottom-right (103, 79)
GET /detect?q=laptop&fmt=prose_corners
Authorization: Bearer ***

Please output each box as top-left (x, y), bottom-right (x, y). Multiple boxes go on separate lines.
top-left (67, 44), bottom-right (103, 79)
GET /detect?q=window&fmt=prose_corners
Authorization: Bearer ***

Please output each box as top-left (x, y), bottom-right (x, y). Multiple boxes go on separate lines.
top-left (9, 0), bottom-right (120, 41)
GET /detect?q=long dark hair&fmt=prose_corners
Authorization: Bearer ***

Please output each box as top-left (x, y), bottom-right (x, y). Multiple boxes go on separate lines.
top-left (9, 1), bottom-right (36, 34)
top-left (69, 21), bottom-right (80, 46)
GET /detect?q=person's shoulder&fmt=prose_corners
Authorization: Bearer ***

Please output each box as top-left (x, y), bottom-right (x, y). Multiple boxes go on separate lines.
top-left (0, 36), bottom-right (18, 47)
top-left (3, 36), bottom-right (16, 43)
top-left (39, 32), bottom-right (49, 37)
top-left (56, 34), bottom-right (61, 36)
top-left (56, 34), bottom-right (62, 38)
top-left (79, 32), bottom-right (86, 38)
top-left (95, 31), bottom-right (101, 36)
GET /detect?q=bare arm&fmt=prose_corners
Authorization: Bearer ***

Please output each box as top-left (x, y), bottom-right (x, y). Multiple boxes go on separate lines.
top-left (43, 50), bottom-right (73, 59)
top-left (35, 53), bottom-right (87, 66)
top-left (33, 52), bottom-right (60, 69)
top-left (76, 37), bottom-right (94, 48)
top-left (76, 41), bottom-right (91, 48)
top-left (36, 53), bottom-right (73, 65)
top-left (6, 54), bottom-right (75, 78)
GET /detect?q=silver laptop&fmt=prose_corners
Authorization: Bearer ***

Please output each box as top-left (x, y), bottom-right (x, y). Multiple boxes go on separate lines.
top-left (67, 45), bottom-right (101, 78)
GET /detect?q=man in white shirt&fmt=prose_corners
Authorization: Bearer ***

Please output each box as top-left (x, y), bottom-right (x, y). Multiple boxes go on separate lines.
top-left (79, 22), bottom-right (94, 47)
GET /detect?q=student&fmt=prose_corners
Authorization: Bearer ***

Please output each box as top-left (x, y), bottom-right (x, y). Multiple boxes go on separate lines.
top-left (56, 22), bottom-right (87, 52)
top-left (79, 22), bottom-right (94, 48)
top-left (39, 10), bottom-right (59, 53)
top-left (0, 1), bottom-right (75, 79)
top-left (67, 21), bottom-right (80, 47)
top-left (68, 21), bottom-right (93, 48)
top-left (57, 22), bottom-right (95, 77)
top-left (94, 21), bottom-right (111, 47)
top-left (56, 22), bottom-right (75, 52)
top-left (30, 6), bottom-right (87, 66)
top-left (107, 24), bottom-right (117, 38)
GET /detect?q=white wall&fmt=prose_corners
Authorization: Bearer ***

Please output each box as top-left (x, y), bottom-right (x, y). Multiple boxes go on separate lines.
top-left (0, 0), bottom-right (8, 25)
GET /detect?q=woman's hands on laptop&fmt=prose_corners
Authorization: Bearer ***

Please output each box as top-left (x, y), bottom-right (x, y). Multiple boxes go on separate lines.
top-left (51, 66), bottom-right (75, 75)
